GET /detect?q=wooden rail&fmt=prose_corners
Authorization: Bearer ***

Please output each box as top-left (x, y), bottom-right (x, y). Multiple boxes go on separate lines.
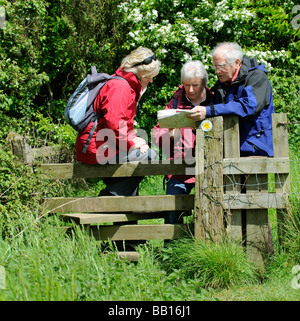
top-left (37, 157), bottom-right (289, 179)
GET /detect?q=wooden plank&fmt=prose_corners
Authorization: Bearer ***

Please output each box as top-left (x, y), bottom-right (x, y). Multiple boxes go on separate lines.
top-left (87, 224), bottom-right (188, 241)
top-left (46, 193), bottom-right (285, 215)
top-left (245, 174), bottom-right (271, 268)
top-left (61, 212), bottom-right (168, 224)
top-left (272, 113), bottom-right (289, 158)
top-left (223, 157), bottom-right (290, 175)
top-left (194, 122), bottom-right (205, 239)
top-left (117, 252), bottom-right (140, 262)
top-left (32, 146), bottom-right (59, 158)
top-left (223, 193), bottom-right (285, 209)
top-left (36, 157), bottom-right (289, 180)
top-left (223, 116), bottom-right (242, 241)
top-left (36, 160), bottom-right (196, 179)
top-left (272, 113), bottom-right (291, 246)
top-left (43, 194), bottom-right (195, 213)
top-left (223, 115), bottom-right (240, 157)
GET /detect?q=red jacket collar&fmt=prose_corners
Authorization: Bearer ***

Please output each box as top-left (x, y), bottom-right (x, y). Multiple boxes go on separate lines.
top-left (114, 67), bottom-right (142, 101)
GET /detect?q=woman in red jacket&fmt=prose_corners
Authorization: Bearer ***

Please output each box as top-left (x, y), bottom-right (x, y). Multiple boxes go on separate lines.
top-left (152, 60), bottom-right (211, 223)
top-left (76, 47), bottom-right (160, 196)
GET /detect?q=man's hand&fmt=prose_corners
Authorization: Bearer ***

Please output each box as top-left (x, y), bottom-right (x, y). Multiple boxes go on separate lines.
top-left (186, 106), bottom-right (207, 121)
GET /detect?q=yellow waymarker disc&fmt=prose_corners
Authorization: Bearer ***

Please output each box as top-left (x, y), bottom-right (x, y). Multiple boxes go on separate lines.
top-left (201, 120), bottom-right (212, 132)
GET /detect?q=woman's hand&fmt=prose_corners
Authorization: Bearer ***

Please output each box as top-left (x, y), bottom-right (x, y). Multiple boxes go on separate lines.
top-left (132, 136), bottom-right (149, 154)
top-left (186, 106), bottom-right (207, 121)
top-left (139, 144), bottom-right (149, 154)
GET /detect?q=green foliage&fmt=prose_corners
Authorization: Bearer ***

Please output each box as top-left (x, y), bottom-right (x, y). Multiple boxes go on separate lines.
top-left (1, 0), bottom-right (299, 145)
top-left (119, 0), bottom-right (300, 141)
top-left (269, 71), bottom-right (300, 148)
top-left (0, 142), bottom-right (60, 238)
top-left (0, 0), bottom-right (127, 141)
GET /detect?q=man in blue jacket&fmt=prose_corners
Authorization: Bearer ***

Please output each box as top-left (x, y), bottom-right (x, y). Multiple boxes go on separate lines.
top-left (188, 42), bottom-right (274, 156)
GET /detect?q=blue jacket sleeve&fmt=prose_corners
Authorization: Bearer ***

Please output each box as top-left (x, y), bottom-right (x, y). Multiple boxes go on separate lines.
top-left (206, 68), bottom-right (271, 118)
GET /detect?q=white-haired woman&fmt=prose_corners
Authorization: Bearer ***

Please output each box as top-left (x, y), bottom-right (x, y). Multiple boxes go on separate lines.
top-left (76, 47), bottom-right (160, 196)
top-left (152, 60), bottom-right (212, 223)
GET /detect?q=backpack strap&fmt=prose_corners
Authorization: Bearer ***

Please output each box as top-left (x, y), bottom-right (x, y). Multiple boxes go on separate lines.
top-left (82, 118), bottom-right (99, 154)
top-left (173, 98), bottom-right (178, 109)
top-left (91, 65), bottom-right (98, 76)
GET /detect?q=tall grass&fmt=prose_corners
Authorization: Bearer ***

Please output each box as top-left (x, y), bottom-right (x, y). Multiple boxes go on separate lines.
top-left (158, 238), bottom-right (260, 289)
top-left (281, 151), bottom-right (300, 263)
top-left (0, 217), bottom-right (208, 300)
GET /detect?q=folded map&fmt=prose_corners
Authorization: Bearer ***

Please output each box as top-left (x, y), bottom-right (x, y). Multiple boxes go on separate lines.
top-left (157, 109), bottom-right (196, 128)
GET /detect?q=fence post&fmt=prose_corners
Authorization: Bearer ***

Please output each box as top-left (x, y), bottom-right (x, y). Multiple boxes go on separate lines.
top-left (6, 132), bottom-right (33, 164)
top-left (194, 117), bottom-right (224, 241)
top-left (245, 174), bottom-right (272, 267)
top-left (272, 113), bottom-right (291, 245)
top-left (223, 116), bottom-right (242, 241)
top-left (194, 122), bottom-right (204, 239)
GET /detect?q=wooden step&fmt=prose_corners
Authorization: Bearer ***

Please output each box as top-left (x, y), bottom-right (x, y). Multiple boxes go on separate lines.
top-left (61, 212), bottom-right (168, 224)
top-left (86, 224), bottom-right (189, 241)
top-left (44, 194), bottom-right (194, 213)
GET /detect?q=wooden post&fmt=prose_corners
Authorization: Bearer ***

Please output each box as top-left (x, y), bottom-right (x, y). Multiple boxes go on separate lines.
top-left (244, 113), bottom-right (290, 267)
top-left (6, 132), bottom-right (33, 164)
top-left (194, 122), bottom-right (204, 239)
top-left (245, 174), bottom-right (271, 268)
top-left (194, 117), bottom-right (224, 241)
top-left (272, 113), bottom-right (290, 245)
top-left (223, 116), bottom-right (242, 242)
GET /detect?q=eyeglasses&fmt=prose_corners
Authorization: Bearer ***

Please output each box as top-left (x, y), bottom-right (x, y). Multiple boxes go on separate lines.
top-left (212, 63), bottom-right (228, 71)
top-left (132, 54), bottom-right (157, 67)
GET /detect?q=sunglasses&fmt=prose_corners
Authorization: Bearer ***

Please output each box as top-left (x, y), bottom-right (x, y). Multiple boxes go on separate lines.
top-left (132, 54), bottom-right (157, 67)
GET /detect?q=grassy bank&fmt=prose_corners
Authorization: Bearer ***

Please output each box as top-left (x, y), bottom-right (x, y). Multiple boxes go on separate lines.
top-left (0, 149), bottom-right (299, 301)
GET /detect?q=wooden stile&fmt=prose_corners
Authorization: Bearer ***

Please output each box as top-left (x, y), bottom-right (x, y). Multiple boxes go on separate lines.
top-left (9, 113), bottom-right (291, 265)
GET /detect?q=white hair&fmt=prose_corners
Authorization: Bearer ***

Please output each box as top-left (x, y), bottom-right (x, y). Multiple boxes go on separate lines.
top-left (181, 60), bottom-right (208, 87)
top-left (211, 42), bottom-right (244, 65)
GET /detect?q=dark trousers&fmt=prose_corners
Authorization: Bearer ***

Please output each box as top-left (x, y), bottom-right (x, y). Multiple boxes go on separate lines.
top-left (102, 148), bottom-right (156, 196)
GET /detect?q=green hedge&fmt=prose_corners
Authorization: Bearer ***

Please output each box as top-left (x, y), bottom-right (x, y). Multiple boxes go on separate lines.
top-left (0, 0), bottom-right (299, 147)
